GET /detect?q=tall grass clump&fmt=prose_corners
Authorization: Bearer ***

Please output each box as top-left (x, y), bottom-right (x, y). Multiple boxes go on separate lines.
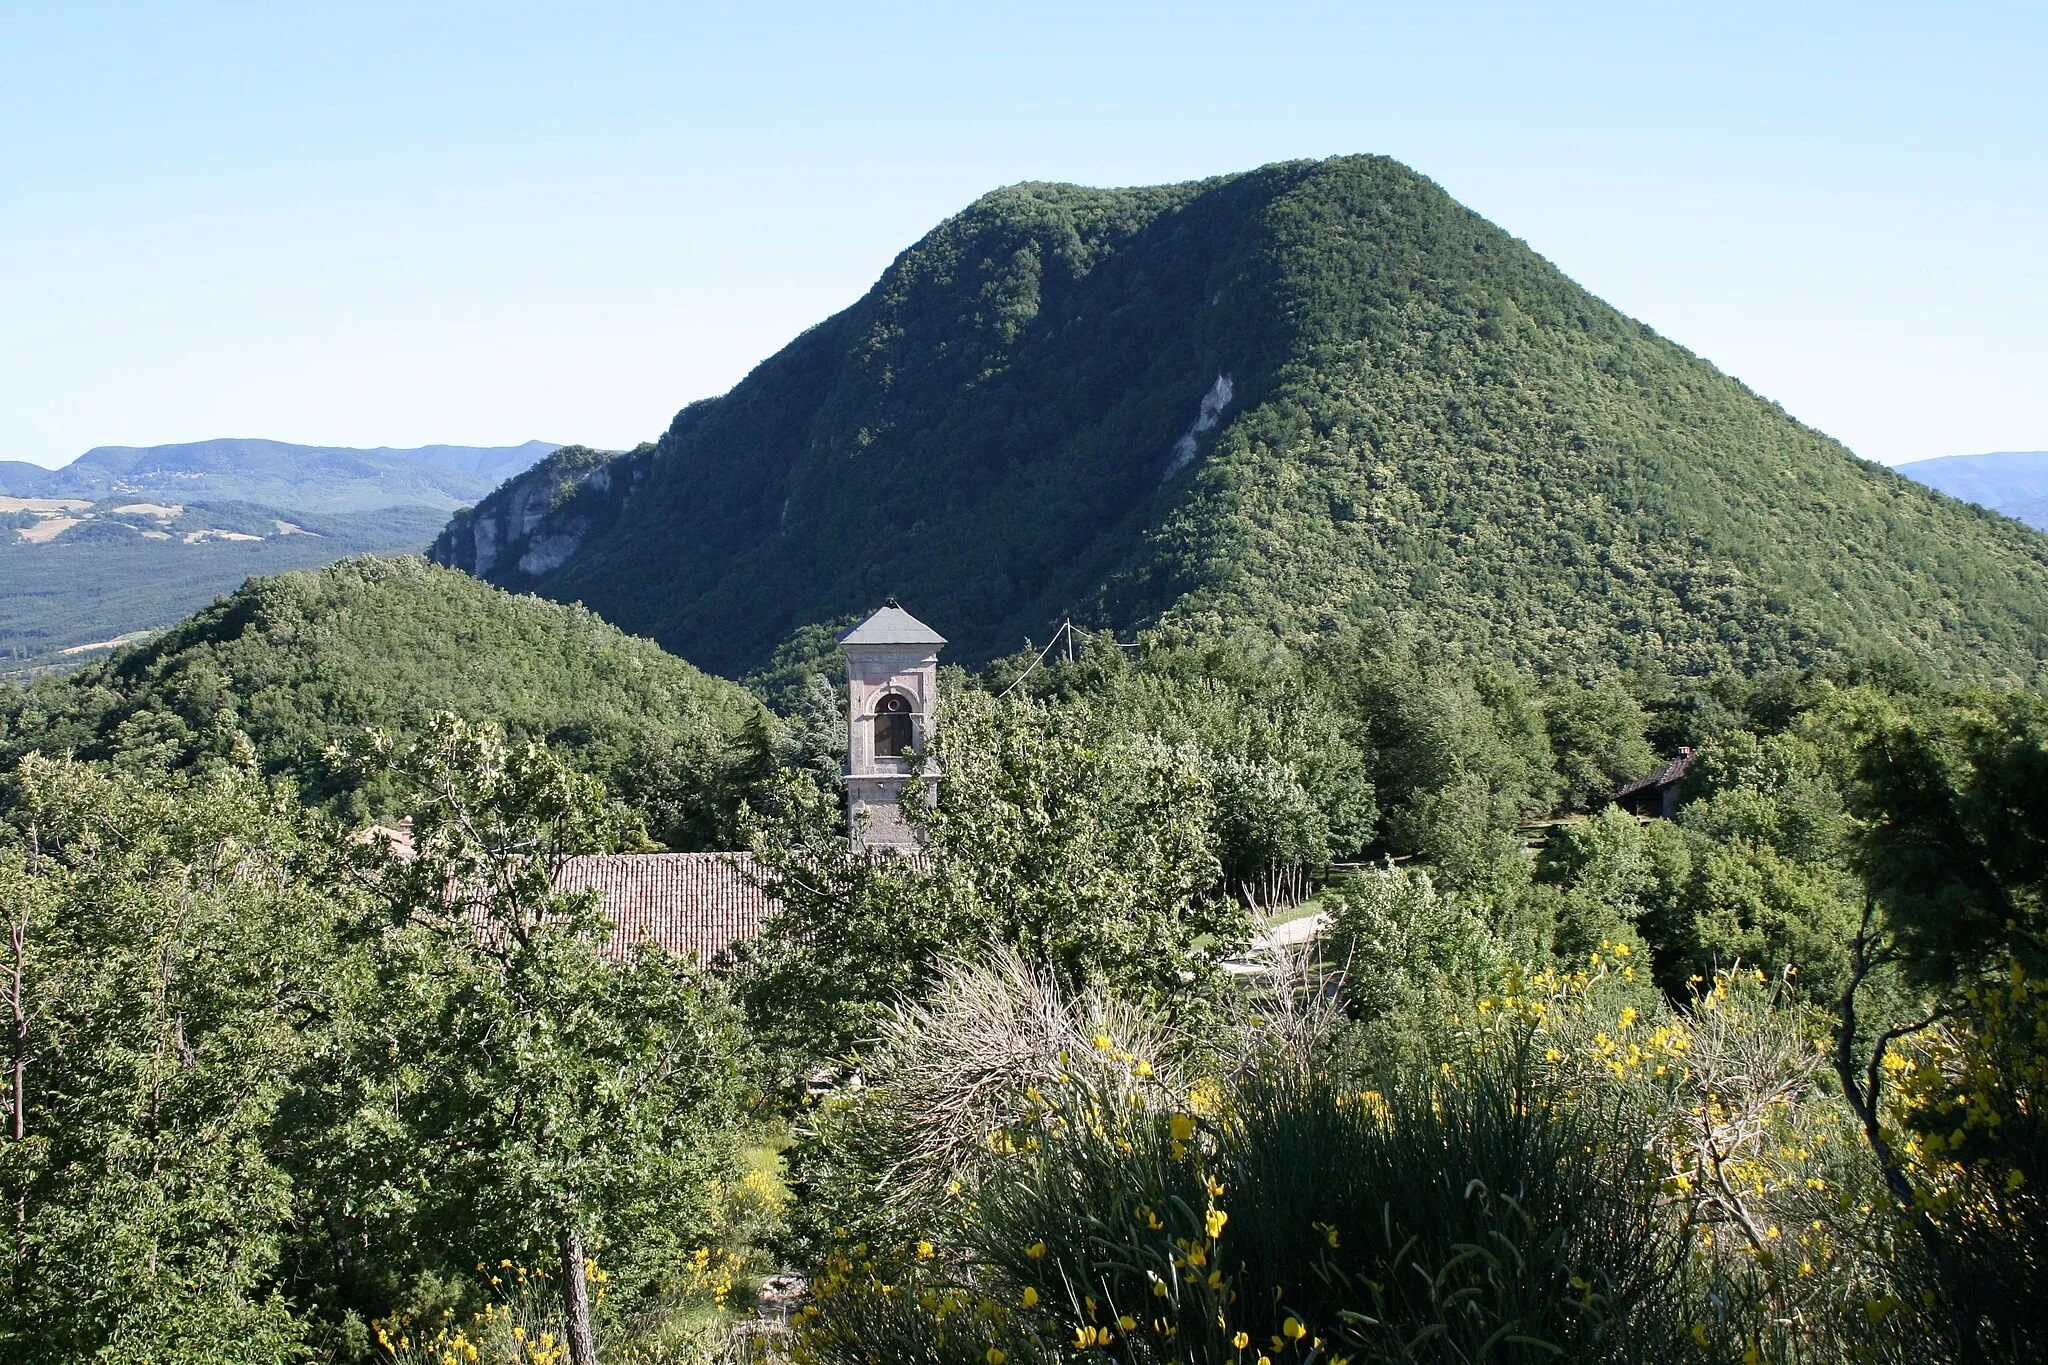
top-left (948, 1037), bottom-right (1686, 1362)
top-left (1217, 1045), bottom-right (1683, 1358)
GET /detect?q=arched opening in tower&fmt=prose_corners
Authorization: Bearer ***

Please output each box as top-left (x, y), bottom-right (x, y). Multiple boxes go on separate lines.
top-left (874, 693), bottom-right (913, 757)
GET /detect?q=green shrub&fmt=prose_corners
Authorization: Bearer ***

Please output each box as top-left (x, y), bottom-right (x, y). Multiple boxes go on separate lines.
top-left (789, 950), bottom-right (1956, 1364)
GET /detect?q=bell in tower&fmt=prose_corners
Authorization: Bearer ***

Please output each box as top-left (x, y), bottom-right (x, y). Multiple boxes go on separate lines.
top-left (838, 599), bottom-right (945, 850)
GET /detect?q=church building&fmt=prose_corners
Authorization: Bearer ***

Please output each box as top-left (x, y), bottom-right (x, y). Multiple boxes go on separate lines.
top-left (419, 600), bottom-right (946, 963)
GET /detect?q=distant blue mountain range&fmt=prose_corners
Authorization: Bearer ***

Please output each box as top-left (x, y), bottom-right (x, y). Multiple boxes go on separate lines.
top-left (0, 437), bottom-right (562, 674)
top-left (0, 437), bottom-right (558, 513)
top-left (1895, 451), bottom-right (2048, 533)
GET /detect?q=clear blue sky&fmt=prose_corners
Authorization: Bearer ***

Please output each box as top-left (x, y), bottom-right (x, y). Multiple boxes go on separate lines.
top-left (4, 1), bottom-right (2042, 468)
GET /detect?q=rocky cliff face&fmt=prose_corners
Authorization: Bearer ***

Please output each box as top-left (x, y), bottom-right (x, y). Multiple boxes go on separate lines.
top-left (430, 445), bottom-right (652, 591)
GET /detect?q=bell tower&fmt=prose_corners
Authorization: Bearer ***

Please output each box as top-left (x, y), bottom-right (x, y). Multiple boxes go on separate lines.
top-left (839, 600), bottom-right (945, 850)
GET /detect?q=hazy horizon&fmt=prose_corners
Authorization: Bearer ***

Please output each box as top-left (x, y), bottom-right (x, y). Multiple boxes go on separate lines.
top-left (15, 439), bottom-right (2048, 479)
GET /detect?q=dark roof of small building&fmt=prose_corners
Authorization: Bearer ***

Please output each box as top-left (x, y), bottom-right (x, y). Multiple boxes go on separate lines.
top-left (555, 853), bottom-right (777, 964)
top-left (1616, 749), bottom-right (1696, 803)
top-left (839, 600), bottom-right (946, 647)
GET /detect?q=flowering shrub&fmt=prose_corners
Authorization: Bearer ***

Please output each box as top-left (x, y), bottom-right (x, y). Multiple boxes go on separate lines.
top-left (372, 1248), bottom-right (768, 1365)
top-left (1888, 959), bottom-right (2048, 1353)
top-left (786, 950), bottom-right (1959, 1363)
top-left (376, 1262), bottom-right (590, 1365)
top-left (1514, 955), bottom-right (1929, 1356)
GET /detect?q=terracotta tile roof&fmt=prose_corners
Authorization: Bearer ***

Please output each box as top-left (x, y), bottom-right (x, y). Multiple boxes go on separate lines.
top-left (554, 853), bottom-right (779, 966)
top-left (385, 843), bottom-right (927, 966)
top-left (356, 820), bottom-right (416, 859)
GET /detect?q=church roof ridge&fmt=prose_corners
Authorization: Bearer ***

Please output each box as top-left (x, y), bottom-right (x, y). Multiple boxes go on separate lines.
top-left (839, 600), bottom-right (947, 647)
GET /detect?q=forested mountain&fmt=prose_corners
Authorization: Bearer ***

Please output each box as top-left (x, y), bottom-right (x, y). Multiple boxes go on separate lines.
top-left (432, 155), bottom-right (2048, 683)
top-left (1896, 450), bottom-right (2048, 530)
top-left (3, 437), bottom-right (558, 512)
top-left (0, 555), bottom-right (769, 832)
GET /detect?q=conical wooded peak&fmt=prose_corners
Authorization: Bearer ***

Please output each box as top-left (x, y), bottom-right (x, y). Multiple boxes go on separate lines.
top-left (434, 155), bottom-right (2048, 686)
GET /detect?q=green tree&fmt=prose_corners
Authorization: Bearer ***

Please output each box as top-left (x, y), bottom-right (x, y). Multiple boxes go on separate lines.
top-left (1323, 860), bottom-right (1509, 1022)
top-left (1819, 688), bottom-right (2048, 1358)
top-left (916, 690), bottom-right (1239, 990)
top-left (1848, 689), bottom-right (2048, 987)
top-left (1208, 751), bottom-right (1330, 886)
top-left (1021, 635), bottom-right (1378, 880)
top-left (1535, 723), bottom-right (1863, 1001)
top-left (1334, 644), bottom-right (1554, 894)
top-left (1543, 680), bottom-right (1657, 812)
top-left (303, 714), bottom-right (743, 1365)
top-left (1534, 805), bottom-right (1687, 962)
top-left (0, 755), bottom-right (323, 1363)
top-left (741, 689), bottom-right (1240, 1079)
top-left (1680, 728), bottom-right (1851, 866)
top-left (1666, 836), bottom-right (1860, 1001)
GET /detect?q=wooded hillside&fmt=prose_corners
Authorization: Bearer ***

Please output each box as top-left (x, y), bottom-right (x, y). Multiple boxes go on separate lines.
top-left (0, 555), bottom-right (768, 830)
top-left (434, 156), bottom-right (2048, 683)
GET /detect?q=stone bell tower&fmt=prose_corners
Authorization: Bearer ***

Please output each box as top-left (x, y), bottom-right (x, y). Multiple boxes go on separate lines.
top-left (839, 600), bottom-right (944, 850)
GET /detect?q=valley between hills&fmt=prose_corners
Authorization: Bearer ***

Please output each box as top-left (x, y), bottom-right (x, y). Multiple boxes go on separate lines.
top-left (0, 439), bottom-right (554, 673)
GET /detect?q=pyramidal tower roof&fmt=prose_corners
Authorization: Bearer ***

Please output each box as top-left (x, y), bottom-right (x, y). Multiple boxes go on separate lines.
top-left (839, 599), bottom-right (946, 647)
